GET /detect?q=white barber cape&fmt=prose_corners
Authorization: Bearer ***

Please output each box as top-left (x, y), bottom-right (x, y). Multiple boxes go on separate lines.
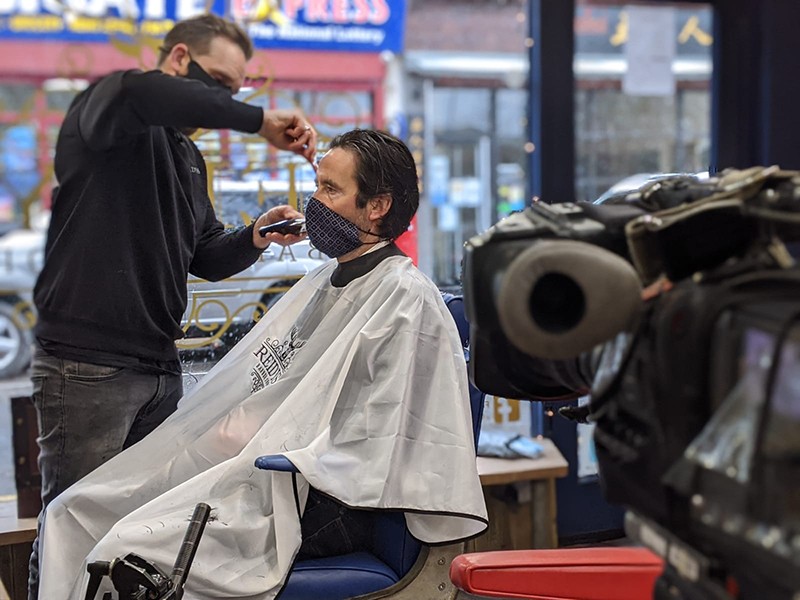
top-left (39, 253), bottom-right (488, 600)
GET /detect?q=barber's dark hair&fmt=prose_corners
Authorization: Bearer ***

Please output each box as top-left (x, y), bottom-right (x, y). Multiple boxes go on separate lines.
top-left (157, 14), bottom-right (253, 65)
top-left (329, 129), bottom-right (420, 240)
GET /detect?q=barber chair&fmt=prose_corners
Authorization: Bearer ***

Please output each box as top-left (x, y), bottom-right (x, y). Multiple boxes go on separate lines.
top-left (255, 293), bottom-right (486, 600)
top-left (449, 545), bottom-right (664, 599)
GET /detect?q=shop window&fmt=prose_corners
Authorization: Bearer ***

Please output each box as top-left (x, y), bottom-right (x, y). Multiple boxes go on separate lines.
top-left (43, 82), bottom-right (87, 112)
top-left (299, 91), bottom-right (373, 138)
top-left (433, 88), bottom-right (491, 135)
top-left (0, 83), bottom-right (36, 113)
top-left (240, 87), bottom-right (374, 140)
top-left (495, 88), bottom-right (527, 140)
top-left (0, 124), bottom-right (39, 224)
top-left (423, 84), bottom-right (531, 285)
top-left (573, 2), bottom-right (712, 202)
top-left (495, 90), bottom-right (528, 215)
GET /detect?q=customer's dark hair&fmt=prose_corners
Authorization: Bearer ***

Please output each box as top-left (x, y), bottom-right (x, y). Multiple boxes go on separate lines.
top-left (157, 14), bottom-right (253, 65)
top-left (329, 129), bottom-right (420, 240)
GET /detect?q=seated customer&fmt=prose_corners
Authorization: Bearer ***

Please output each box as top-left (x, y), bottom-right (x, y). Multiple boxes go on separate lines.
top-left (38, 129), bottom-right (488, 600)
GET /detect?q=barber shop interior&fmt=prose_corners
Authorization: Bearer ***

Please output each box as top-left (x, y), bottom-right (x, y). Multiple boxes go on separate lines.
top-left (0, 0), bottom-right (798, 599)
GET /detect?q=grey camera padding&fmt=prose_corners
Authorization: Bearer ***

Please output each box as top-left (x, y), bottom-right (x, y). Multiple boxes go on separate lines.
top-left (497, 239), bottom-right (643, 360)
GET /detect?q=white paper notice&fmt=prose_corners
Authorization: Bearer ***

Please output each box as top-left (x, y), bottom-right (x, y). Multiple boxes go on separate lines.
top-left (623, 6), bottom-right (676, 97)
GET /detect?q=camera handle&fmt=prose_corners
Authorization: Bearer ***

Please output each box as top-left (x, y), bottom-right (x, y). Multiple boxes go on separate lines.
top-left (83, 502), bottom-right (212, 600)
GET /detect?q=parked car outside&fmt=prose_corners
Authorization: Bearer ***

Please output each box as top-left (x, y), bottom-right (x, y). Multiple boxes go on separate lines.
top-left (0, 227), bottom-right (42, 377)
top-left (0, 225), bottom-right (328, 379)
top-left (180, 240), bottom-right (327, 352)
top-left (592, 171), bottom-right (710, 205)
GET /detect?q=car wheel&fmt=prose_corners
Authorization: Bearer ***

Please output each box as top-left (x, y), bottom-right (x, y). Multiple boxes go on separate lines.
top-left (0, 297), bottom-right (34, 379)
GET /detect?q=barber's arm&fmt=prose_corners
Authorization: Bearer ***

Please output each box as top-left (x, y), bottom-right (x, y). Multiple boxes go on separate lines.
top-left (258, 110), bottom-right (318, 164)
top-left (76, 70), bottom-right (317, 164)
top-left (190, 201), bottom-right (305, 282)
top-left (77, 70), bottom-right (263, 150)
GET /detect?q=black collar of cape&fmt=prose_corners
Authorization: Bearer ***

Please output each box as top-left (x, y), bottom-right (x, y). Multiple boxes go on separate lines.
top-left (330, 242), bottom-right (406, 288)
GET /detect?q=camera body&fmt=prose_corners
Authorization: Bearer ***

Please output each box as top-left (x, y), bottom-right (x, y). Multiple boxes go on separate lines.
top-left (463, 167), bottom-right (800, 599)
top-left (463, 200), bottom-right (645, 400)
top-left (594, 277), bottom-right (800, 598)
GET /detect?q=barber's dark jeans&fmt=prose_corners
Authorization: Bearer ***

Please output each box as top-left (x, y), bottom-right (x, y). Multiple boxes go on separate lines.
top-left (27, 344), bottom-right (183, 600)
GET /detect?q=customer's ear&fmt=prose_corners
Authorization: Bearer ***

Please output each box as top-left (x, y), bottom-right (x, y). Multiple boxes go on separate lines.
top-left (368, 194), bottom-right (392, 223)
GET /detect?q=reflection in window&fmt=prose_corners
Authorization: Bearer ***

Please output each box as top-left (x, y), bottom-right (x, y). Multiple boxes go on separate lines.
top-left (759, 324), bottom-right (800, 527)
top-left (685, 328), bottom-right (772, 484)
top-left (762, 326), bottom-right (800, 462)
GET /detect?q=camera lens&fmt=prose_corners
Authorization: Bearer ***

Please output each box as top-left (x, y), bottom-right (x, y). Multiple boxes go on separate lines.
top-left (529, 272), bottom-right (586, 333)
top-left (496, 239), bottom-right (643, 359)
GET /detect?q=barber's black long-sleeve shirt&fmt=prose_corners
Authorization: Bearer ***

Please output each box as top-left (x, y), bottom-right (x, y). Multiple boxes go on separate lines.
top-left (34, 69), bottom-right (266, 368)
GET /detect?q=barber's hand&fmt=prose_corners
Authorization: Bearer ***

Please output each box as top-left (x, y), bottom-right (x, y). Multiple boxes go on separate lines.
top-left (641, 275), bottom-right (673, 301)
top-left (258, 108), bottom-right (318, 166)
top-left (253, 205), bottom-right (307, 249)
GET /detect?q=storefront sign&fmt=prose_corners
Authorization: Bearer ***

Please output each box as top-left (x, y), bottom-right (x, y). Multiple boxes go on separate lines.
top-left (0, 0), bottom-right (406, 52)
top-left (574, 5), bottom-right (712, 56)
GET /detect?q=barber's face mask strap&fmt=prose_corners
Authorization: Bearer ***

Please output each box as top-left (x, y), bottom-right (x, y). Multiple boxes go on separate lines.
top-left (305, 196), bottom-right (381, 258)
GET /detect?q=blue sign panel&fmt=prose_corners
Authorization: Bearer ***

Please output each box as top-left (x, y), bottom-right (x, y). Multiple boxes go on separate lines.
top-left (0, 0), bottom-right (406, 53)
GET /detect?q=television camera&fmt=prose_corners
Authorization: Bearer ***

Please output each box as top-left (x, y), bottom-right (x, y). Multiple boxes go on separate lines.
top-left (463, 166), bottom-right (800, 600)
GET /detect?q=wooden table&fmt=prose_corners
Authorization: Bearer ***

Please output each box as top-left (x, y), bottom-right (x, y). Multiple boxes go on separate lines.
top-left (0, 501), bottom-right (36, 600)
top-left (469, 437), bottom-right (568, 552)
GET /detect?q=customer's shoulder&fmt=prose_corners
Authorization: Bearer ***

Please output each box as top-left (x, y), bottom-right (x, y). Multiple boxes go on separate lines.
top-left (374, 257), bottom-right (442, 300)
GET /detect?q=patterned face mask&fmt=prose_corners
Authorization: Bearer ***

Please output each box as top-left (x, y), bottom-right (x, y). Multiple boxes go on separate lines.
top-left (304, 196), bottom-right (379, 258)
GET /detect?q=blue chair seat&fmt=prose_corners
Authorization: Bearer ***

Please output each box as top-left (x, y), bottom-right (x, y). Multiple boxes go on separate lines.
top-left (280, 551), bottom-right (400, 600)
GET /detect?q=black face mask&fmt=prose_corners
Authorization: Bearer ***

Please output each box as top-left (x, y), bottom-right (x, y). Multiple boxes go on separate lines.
top-left (185, 59), bottom-right (232, 94)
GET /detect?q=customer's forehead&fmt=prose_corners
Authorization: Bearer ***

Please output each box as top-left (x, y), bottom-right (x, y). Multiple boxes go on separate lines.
top-left (318, 148), bottom-right (357, 181)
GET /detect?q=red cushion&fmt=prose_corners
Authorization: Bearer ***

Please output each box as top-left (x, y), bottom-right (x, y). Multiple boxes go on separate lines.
top-left (450, 548), bottom-right (664, 600)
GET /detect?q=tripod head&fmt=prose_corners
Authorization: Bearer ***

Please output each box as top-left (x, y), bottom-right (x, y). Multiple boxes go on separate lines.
top-left (83, 502), bottom-right (211, 600)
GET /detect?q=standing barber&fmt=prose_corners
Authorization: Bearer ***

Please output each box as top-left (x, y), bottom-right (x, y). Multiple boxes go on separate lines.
top-left (27, 13), bottom-right (317, 599)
